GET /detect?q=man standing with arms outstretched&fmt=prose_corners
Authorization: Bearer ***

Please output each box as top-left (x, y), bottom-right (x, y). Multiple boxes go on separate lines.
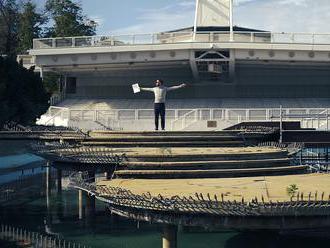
top-left (136, 79), bottom-right (186, 131)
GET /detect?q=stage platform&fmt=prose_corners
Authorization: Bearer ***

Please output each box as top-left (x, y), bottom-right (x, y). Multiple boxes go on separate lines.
top-left (98, 173), bottom-right (330, 203)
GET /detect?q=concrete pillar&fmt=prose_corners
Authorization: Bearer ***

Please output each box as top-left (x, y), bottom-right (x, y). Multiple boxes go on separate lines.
top-left (40, 66), bottom-right (44, 79)
top-left (46, 169), bottom-right (51, 213)
top-left (46, 162), bottom-right (51, 195)
top-left (162, 225), bottom-right (177, 248)
top-left (57, 169), bottom-right (62, 194)
top-left (86, 194), bottom-right (96, 216)
top-left (78, 189), bottom-right (84, 220)
top-left (105, 170), bottom-right (112, 180)
top-left (86, 171), bottom-right (96, 217)
top-left (229, 49), bottom-right (236, 84)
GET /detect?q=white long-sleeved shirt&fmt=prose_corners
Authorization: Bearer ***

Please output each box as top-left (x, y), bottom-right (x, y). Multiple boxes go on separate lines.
top-left (140, 85), bottom-right (184, 103)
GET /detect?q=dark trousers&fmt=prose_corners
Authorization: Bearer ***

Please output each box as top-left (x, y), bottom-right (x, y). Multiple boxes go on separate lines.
top-left (154, 103), bottom-right (165, 130)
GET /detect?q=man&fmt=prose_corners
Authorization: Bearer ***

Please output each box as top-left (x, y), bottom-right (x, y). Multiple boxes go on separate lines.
top-left (139, 79), bottom-right (186, 131)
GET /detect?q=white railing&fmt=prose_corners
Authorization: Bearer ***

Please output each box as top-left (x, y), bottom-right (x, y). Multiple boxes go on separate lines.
top-left (171, 109), bottom-right (199, 131)
top-left (39, 107), bottom-right (330, 131)
top-left (32, 31), bottom-right (330, 49)
top-left (49, 93), bottom-right (65, 106)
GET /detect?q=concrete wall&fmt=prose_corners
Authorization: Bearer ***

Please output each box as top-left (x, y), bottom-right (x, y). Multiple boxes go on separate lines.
top-left (234, 63), bottom-right (330, 98)
top-left (67, 61), bottom-right (330, 99)
top-left (72, 66), bottom-right (195, 98)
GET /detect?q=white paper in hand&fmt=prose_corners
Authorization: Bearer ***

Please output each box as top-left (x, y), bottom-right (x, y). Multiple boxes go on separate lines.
top-left (132, 83), bottom-right (140, 93)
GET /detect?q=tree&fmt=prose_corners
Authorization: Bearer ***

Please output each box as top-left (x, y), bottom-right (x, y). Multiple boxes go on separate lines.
top-left (17, 0), bottom-right (47, 54)
top-left (0, 0), bottom-right (19, 57)
top-left (45, 0), bottom-right (96, 37)
top-left (0, 56), bottom-right (49, 126)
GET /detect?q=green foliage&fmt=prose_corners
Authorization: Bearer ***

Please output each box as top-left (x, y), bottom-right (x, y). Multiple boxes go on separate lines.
top-left (0, 56), bottom-right (49, 126)
top-left (45, 0), bottom-right (96, 37)
top-left (286, 184), bottom-right (299, 198)
top-left (1, 0), bottom-right (96, 56)
top-left (43, 71), bottom-right (60, 94)
top-left (0, 0), bottom-right (20, 57)
top-left (17, 1), bottom-right (47, 54)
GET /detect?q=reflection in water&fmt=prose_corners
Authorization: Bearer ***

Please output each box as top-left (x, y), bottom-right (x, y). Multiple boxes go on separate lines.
top-left (1, 141), bottom-right (330, 248)
top-left (225, 231), bottom-right (330, 248)
top-left (1, 189), bottom-right (329, 248)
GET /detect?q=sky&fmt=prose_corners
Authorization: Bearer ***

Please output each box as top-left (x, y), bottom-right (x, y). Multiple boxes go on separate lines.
top-left (36, 0), bottom-right (330, 35)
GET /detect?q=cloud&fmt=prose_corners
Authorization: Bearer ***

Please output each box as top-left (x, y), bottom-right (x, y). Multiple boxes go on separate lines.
top-left (234, 0), bottom-right (257, 5)
top-left (110, 1), bottom-right (196, 34)
top-left (277, 0), bottom-right (308, 6)
top-left (110, 0), bottom-right (330, 35)
top-left (234, 0), bottom-right (330, 32)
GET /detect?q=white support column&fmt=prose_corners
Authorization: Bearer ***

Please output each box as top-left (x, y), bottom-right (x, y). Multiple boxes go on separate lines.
top-left (40, 66), bottom-right (44, 79)
top-left (63, 75), bottom-right (67, 99)
top-left (193, 0), bottom-right (199, 41)
top-left (229, 49), bottom-right (236, 83)
top-left (189, 51), bottom-right (200, 82)
top-left (229, 0), bottom-right (234, 42)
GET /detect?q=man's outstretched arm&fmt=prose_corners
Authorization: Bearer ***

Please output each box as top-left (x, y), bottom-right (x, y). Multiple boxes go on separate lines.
top-left (140, 87), bottom-right (154, 92)
top-left (167, 83), bottom-right (187, 92)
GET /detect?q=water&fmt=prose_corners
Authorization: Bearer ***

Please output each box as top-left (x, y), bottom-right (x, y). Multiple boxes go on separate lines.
top-left (0, 140), bottom-right (329, 248)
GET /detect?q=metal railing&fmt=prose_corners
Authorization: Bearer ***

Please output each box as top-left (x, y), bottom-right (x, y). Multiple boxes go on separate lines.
top-left (300, 148), bottom-right (330, 173)
top-left (171, 109), bottom-right (199, 130)
top-left (33, 31), bottom-right (330, 49)
top-left (39, 106), bottom-right (330, 131)
top-left (50, 94), bottom-right (65, 106)
top-left (0, 224), bottom-right (90, 248)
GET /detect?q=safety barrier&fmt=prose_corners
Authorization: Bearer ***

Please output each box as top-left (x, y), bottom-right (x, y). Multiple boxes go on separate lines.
top-left (0, 224), bottom-right (91, 248)
top-left (33, 31), bottom-right (330, 49)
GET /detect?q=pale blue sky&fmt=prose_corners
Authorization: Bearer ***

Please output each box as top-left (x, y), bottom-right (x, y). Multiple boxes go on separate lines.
top-left (36, 0), bottom-right (330, 34)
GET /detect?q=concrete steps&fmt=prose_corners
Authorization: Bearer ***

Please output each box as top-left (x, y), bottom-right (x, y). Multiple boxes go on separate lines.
top-left (81, 140), bottom-right (245, 147)
top-left (86, 135), bottom-right (245, 142)
top-left (88, 130), bottom-right (265, 137)
top-left (125, 158), bottom-right (293, 170)
top-left (83, 130), bottom-right (273, 148)
top-left (126, 150), bottom-right (289, 162)
top-left (114, 165), bottom-right (308, 179)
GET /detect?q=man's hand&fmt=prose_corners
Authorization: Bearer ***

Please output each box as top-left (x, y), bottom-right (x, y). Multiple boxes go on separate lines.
top-left (181, 83), bottom-right (187, 87)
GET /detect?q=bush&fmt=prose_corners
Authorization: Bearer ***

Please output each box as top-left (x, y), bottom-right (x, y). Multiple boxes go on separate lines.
top-left (286, 184), bottom-right (299, 198)
top-left (0, 56), bottom-right (49, 127)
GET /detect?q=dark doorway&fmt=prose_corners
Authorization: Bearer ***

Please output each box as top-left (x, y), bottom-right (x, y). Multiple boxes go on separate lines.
top-left (66, 77), bottom-right (77, 94)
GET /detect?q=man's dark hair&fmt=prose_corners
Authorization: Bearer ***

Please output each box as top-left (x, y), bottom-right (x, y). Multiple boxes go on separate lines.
top-left (155, 79), bottom-right (164, 85)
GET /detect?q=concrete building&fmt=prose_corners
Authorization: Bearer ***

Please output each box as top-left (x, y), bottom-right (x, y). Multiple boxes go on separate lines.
top-left (21, 0), bottom-right (330, 131)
